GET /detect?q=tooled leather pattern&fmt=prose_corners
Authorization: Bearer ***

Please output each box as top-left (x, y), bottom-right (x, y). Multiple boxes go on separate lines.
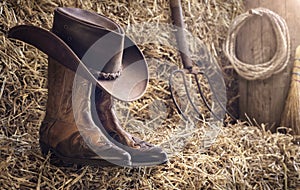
top-left (95, 86), bottom-right (154, 150)
top-left (40, 59), bottom-right (122, 158)
top-left (56, 130), bottom-right (98, 157)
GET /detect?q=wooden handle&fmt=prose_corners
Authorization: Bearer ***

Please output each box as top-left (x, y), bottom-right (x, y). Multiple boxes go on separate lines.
top-left (170, 0), bottom-right (193, 70)
top-left (293, 45), bottom-right (300, 80)
top-left (295, 45), bottom-right (300, 59)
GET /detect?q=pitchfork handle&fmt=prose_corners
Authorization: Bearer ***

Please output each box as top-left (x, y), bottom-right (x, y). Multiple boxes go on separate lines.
top-left (170, 0), bottom-right (193, 70)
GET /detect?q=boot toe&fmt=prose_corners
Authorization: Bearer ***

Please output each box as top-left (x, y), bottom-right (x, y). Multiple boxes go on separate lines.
top-left (129, 147), bottom-right (168, 167)
top-left (116, 137), bottom-right (168, 166)
top-left (93, 145), bottom-right (131, 166)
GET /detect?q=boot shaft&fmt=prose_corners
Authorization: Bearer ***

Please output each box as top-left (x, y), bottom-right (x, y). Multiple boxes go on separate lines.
top-left (45, 58), bottom-right (75, 123)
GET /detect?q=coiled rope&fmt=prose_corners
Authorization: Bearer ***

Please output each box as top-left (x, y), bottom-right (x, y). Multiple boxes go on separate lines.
top-left (224, 7), bottom-right (290, 80)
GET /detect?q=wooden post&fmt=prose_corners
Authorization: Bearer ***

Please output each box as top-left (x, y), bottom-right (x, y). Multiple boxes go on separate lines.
top-left (236, 0), bottom-right (300, 130)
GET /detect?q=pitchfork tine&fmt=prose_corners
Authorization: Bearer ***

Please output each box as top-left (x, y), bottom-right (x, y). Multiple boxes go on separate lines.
top-left (169, 69), bottom-right (205, 121)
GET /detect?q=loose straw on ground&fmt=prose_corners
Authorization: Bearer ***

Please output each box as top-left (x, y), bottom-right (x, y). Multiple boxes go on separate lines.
top-left (1, 1), bottom-right (300, 189)
top-left (224, 7), bottom-right (290, 80)
top-left (281, 45), bottom-right (300, 136)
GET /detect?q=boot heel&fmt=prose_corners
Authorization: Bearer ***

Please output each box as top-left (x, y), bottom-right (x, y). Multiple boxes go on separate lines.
top-left (39, 141), bottom-right (50, 155)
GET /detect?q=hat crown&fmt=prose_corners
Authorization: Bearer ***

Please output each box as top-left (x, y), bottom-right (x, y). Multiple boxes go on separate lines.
top-left (52, 7), bottom-right (124, 73)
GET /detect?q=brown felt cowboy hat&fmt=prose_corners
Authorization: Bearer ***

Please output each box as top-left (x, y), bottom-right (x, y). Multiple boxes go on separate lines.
top-left (8, 7), bottom-right (148, 101)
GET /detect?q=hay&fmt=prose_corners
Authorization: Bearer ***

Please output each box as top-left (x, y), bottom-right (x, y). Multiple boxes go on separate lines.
top-left (0, 0), bottom-right (299, 189)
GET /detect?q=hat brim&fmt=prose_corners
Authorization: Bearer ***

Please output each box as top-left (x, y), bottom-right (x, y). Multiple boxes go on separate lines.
top-left (8, 25), bottom-right (148, 102)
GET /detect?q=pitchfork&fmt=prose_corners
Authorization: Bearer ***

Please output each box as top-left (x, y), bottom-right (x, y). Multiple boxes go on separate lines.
top-left (169, 0), bottom-right (235, 122)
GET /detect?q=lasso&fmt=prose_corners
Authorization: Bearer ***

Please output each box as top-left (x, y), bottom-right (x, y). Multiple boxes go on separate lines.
top-left (224, 7), bottom-right (290, 80)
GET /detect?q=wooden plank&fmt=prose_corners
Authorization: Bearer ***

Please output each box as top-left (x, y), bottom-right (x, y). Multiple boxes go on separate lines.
top-left (260, 0), bottom-right (287, 130)
top-left (237, 0), bottom-right (298, 130)
top-left (237, 0), bottom-right (259, 124)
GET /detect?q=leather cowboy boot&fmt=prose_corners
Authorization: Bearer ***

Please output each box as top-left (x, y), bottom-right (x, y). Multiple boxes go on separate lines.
top-left (8, 7), bottom-right (168, 167)
top-left (39, 57), bottom-right (131, 166)
top-left (94, 88), bottom-right (168, 166)
top-left (8, 9), bottom-right (133, 166)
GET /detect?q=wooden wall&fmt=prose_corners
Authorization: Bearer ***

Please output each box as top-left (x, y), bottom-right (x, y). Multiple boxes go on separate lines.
top-left (237, 0), bottom-right (300, 129)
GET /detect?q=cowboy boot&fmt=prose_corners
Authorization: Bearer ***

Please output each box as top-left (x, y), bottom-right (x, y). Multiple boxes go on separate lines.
top-left (94, 88), bottom-right (168, 166)
top-left (39, 57), bottom-right (131, 166)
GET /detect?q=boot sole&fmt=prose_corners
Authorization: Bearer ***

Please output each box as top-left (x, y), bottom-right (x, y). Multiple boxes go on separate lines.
top-left (131, 160), bottom-right (168, 167)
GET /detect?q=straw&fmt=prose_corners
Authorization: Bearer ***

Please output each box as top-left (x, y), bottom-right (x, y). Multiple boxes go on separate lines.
top-left (281, 46), bottom-right (300, 139)
top-left (1, 0), bottom-right (299, 189)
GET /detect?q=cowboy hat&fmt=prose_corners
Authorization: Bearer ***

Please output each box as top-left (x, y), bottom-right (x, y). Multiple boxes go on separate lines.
top-left (8, 7), bottom-right (148, 101)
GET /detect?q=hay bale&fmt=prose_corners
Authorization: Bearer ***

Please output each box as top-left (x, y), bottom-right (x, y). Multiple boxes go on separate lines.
top-left (0, 0), bottom-right (299, 189)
